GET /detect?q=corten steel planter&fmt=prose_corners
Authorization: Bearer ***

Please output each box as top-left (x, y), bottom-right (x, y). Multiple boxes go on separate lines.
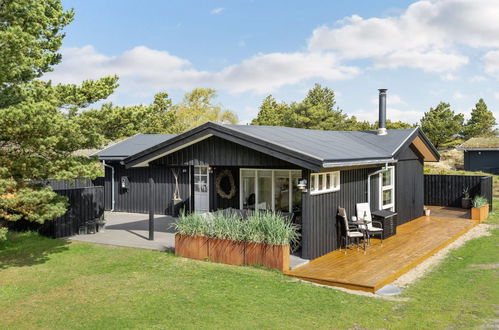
top-left (244, 242), bottom-right (266, 266)
top-left (208, 238), bottom-right (245, 266)
top-left (175, 234), bottom-right (209, 260)
top-left (471, 205), bottom-right (489, 223)
top-left (262, 244), bottom-right (290, 271)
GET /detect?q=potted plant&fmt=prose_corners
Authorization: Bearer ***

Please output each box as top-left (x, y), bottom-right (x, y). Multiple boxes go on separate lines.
top-left (96, 215), bottom-right (106, 232)
top-left (174, 212), bottom-right (209, 260)
top-left (207, 211), bottom-right (245, 266)
top-left (471, 195), bottom-right (489, 222)
top-left (244, 211), bottom-right (299, 271)
top-left (461, 187), bottom-right (472, 209)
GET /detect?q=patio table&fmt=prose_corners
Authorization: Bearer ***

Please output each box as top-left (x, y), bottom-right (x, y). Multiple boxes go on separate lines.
top-left (371, 210), bottom-right (398, 238)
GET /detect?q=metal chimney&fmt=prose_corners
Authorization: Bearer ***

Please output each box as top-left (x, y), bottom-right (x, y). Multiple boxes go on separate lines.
top-left (378, 88), bottom-right (387, 136)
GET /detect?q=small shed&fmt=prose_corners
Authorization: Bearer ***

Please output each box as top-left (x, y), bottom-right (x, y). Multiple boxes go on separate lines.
top-left (458, 137), bottom-right (499, 174)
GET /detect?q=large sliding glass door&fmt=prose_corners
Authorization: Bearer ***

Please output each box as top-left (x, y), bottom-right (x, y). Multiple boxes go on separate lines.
top-left (240, 169), bottom-right (302, 213)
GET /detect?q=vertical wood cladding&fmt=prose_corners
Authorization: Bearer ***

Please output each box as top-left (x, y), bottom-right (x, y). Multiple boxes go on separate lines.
top-left (424, 174), bottom-right (493, 210)
top-left (8, 186), bottom-right (104, 238)
top-left (104, 164), bottom-right (190, 215)
top-left (151, 136), bottom-right (299, 168)
top-left (395, 145), bottom-right (424, 225)
top-left (464, 150), bottom-right (499, 174)
top-left (302, 167), bottom-right (376, 260)
top-left (213, 167), bottom-right (240, 210)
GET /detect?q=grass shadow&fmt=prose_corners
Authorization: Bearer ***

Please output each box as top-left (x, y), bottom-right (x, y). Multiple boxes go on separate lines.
top-left (0, 231), bottom-right (70, 270)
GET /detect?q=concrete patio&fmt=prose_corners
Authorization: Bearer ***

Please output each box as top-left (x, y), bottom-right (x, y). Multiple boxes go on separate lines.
top-left (69, 211), bottom-right (176, 251)
top-left (69, 211), bottom-right (308, 269)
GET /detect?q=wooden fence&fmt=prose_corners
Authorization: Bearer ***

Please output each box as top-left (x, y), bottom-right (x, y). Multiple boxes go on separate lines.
top-left (7, 185), bottom-right (104, 238)
top-left (424, 174), bottom-right (493, 210)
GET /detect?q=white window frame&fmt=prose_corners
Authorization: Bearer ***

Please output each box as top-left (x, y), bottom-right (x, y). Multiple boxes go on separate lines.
top-left (379, 166), bottom-right (395, 211)
top-left (309, 171), bottom-right (340, 195)
top-left (239, 168), bottom-right (301, 212)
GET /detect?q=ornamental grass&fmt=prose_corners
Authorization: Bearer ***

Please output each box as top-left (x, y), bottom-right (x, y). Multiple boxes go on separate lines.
top-left (174, 210), bottom-right (300, 246)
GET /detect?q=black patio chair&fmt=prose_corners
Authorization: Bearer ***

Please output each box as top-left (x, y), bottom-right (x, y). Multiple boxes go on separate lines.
top-left (338, 207), bottom-right (366, 254)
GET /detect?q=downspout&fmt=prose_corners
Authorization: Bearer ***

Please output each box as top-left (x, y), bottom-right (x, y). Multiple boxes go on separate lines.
top-left (367, 163), bottom-right (389, 207)
top-left (102, 160), bottom-right (115, 211)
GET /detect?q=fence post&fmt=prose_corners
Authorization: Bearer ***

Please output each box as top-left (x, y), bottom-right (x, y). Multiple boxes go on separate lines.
top-left (149, 177), bottom-right (155, 240)
top-left (480, 176), bottom-right (493, 211)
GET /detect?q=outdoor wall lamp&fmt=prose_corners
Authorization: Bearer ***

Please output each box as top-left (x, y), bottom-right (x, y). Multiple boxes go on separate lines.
top-left (297, 179), bottom-right (308, 192)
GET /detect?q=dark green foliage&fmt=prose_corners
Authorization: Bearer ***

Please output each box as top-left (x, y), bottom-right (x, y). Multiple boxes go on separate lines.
top-left (464, 98), bottom-right (497, 139)
top-left (252, 84), bottom-right (414, 131)
top-left (420, 102), bottom-right (464, 148)
top-left (0, 0), bottom-right (116, 223)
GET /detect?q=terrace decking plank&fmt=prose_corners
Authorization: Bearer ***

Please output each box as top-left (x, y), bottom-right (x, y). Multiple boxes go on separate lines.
top-left (285, 215), bottom-right (478, 292)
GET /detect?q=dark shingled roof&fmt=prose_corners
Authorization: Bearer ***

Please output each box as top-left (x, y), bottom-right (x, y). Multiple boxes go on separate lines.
top-left (95, 134), bottom-right (176, 160)
top-left (222, 124), bottom-right (416, 163)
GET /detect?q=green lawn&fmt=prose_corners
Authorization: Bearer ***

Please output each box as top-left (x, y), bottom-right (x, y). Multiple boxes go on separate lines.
top-left (0, 228), bottom-right (497, 329)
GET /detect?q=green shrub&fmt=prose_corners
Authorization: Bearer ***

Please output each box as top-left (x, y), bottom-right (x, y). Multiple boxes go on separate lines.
top-left (0, 227), bottom-right (8, 242)
top-left (472, 195), bottom-right (488, 208)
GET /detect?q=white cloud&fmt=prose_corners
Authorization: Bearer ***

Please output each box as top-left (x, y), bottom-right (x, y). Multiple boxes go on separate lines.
top-left (210, 7), bottom-right (224, 15)
top-left (370, 93), bottom-right (406, 106)
top-left (44, 45), bottom-right (359, 94)
top-left (483, 50), bottom-right (499, 77)
top-left (453, 91), bottom-right (465, 99)
top-left (375, 50), bottom-right (468, 73)
top-left (494, 92), bottom-right (499, 100)
top-left (353, 107), bottom-right (423, 124)
top-left (308, 0), bottom-right (499, 73)
top-left (441, 73), bottom-right (457, 81)
top-left (238, 40), bottom-right (246, 48)
top-left (470, 75), bottom-right (487, 82)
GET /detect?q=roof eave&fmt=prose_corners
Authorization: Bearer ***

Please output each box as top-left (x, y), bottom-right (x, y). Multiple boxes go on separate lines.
top-left (457, 147), bottom-right (499, 151)
top-left (322, 158), bottom-right (396, 168)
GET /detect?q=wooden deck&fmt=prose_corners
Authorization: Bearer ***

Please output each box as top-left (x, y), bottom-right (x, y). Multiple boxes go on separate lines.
top-left (286, 215), bottom-right (478, 292)
top-left (426, 205), bottom-right (470, 219)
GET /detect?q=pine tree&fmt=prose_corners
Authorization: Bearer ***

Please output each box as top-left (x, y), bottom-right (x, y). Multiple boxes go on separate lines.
top-left (465, 98), bottom-right (497, 138)
top-left (420, 102), bottom-right (464, 148)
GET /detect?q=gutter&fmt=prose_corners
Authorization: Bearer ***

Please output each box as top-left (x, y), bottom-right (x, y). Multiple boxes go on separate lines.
top-left (102, 160), bottom-right (115, 211)
top-left (323, 158), bottom-right (396, 168)
top-left (367, 163), bottom-right (390, 207)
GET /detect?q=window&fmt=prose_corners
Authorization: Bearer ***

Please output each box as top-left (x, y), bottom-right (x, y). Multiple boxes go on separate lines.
top-left (310, 171), bottom-right (340, 195)
top-left (240, 169), bottom-right (302, 213)
top-left (379, 166), bottom-right (395, 211)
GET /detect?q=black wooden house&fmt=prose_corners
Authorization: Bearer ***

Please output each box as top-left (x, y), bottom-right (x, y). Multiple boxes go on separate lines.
top-left (458, 137), bottom-right (499, 175)
top-left (96, 90), bottom-right (439, 259)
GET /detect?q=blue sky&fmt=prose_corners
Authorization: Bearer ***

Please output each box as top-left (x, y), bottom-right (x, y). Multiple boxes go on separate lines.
top-left (46, 0), bottom-right (499, 124)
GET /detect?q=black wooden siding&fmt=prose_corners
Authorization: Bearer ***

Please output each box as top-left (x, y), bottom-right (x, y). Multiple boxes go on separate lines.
top-left (395, 145), bottom-right (424, 225)
top-left (212, 166), bottom-right (240, 210)
top-left (7, 186), bottom-right (104, 238)
top-left (151, 136), bottom-right (299, 168)
top-left (104, 164), bottom-right (190, 215)
top-left (301, 167), bottom-right (381, 260)
top-left (464, 150), bottom-right (499, 174)
top-left (424, 174), bottom-right (493, 210)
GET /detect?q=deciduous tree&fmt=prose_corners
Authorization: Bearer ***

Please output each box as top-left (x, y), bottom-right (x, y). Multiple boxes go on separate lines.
top-left (172, 88), bottom-right (238, 132)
